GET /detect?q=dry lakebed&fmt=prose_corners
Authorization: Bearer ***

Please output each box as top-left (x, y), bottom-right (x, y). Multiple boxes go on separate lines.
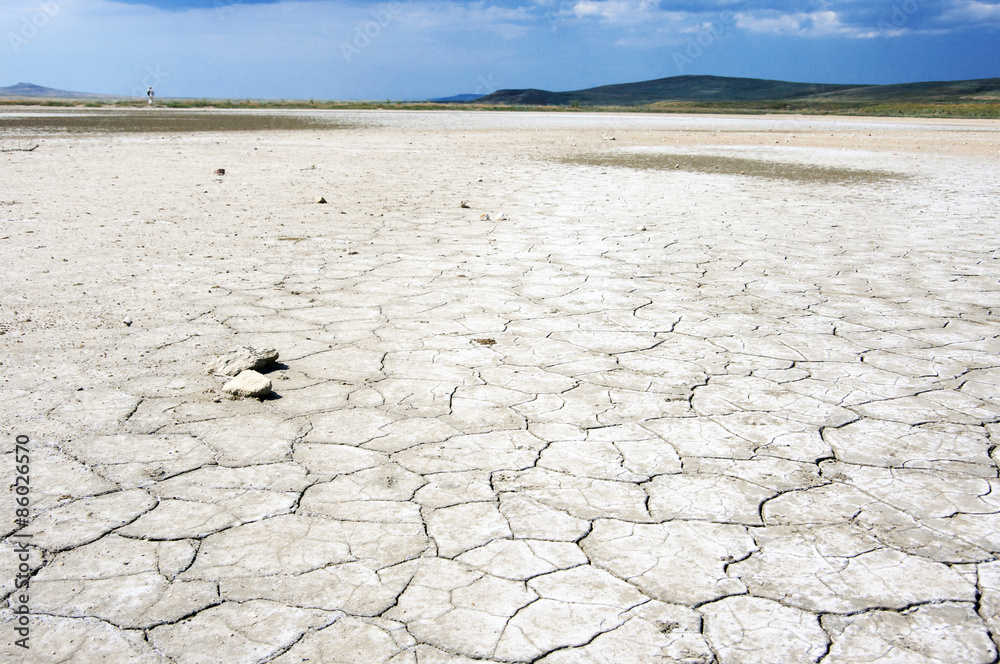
top-left (2, 108), bottom-right (1000, 663)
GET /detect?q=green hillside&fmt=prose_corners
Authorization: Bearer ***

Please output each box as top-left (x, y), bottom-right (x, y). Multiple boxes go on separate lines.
top-left (477, 75), bottom-right (1000, 106)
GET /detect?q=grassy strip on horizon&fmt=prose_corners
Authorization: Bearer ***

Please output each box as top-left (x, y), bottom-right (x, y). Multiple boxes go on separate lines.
top-left (0, 98), bottom-right (998, 119)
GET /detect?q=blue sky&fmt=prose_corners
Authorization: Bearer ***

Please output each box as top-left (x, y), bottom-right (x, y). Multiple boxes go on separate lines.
top-left (2, 0), bottom-right (998, 99)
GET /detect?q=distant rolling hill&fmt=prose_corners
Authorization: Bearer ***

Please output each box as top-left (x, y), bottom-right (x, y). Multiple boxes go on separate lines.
top-left (476, 75), bottom-right (1000, 106)
top-left (805, 77), bottom-right (1000, 101)
top-left (0, 82), bottom-right (111, 98)
top-left (428, 93), bottom-right (483, 103)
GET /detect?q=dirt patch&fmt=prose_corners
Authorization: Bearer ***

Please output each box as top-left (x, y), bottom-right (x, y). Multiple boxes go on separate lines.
top-left (560, 151), bottom-right (907, 185)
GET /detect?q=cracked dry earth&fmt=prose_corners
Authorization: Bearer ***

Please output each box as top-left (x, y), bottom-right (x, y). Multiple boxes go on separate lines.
top-left (2, 109), bottom-right (1000, 664)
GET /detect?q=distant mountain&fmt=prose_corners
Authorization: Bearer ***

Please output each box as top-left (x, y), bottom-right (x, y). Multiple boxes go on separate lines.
top-left (429, 93), bottom-right (483, 103)
top-left (476, 75), bottom-right (1000, 106)
top-left (0, 82), bottom-right (110, 98)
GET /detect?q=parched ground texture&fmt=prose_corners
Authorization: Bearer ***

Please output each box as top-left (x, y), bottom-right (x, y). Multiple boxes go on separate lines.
top-left (2, 109), bottom-right (1000, 663)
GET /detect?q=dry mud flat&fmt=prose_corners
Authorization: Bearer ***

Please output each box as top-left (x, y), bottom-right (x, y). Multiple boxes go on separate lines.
top-left (1, 108), bottom-right (1000, 663)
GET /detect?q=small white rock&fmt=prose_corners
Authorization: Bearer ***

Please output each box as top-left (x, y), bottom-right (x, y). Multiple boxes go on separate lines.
top-left (222, 370), bottom-right (272, 399)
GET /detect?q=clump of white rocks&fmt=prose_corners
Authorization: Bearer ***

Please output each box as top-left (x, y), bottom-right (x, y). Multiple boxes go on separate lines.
top-left (206, 346), bottom-right (279, 398)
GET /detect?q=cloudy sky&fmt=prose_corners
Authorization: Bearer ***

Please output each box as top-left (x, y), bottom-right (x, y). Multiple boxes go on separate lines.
top-left (2, 0), bottom-right (998, 99)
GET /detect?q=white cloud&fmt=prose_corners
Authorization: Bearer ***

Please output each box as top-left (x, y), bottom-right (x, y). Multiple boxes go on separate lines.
top-left (734, 9), bottom-right (888, 38)
top-left (570, 0), bottom-right (660, 23)
top-left (734, 11), bottom-right (803, 35)
top-left (940, 0), bottom-right (1000, 24)
top-left (401, 1), bottom-right (536, 38)
top-left (564, 0), bottom-right (1000, 37)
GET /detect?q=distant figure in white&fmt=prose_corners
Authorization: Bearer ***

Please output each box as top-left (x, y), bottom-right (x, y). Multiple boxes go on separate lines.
top-left (147, 87), bottom-right (154, 105)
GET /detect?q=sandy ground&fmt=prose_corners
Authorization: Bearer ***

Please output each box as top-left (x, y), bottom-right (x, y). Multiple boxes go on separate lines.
top-left (2, 108), bottom-right (1000, 663)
